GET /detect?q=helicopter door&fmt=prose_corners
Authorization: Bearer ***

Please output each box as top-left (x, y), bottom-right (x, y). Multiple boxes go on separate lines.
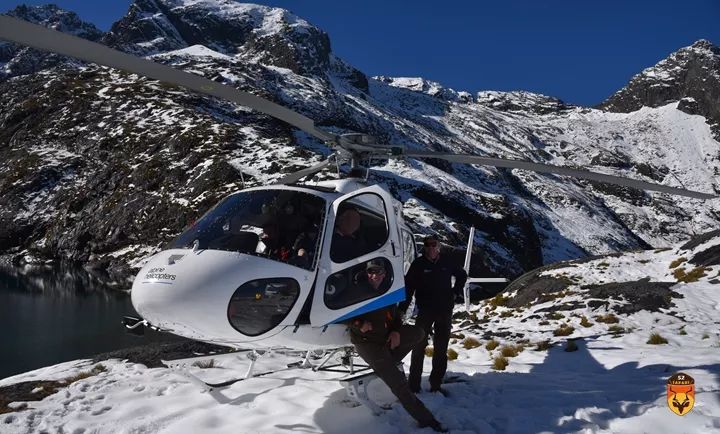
top-left (311, 185), bottom-right (405, 326)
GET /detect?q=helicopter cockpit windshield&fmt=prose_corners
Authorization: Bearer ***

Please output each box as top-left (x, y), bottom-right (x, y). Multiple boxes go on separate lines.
top-left (168, 190), bottom-right (325, 270)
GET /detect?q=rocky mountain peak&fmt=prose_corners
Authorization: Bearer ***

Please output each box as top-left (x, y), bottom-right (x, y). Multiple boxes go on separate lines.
top-left (476, 90), bottom-right (569, 114)
top-left (5, 4), bottom-right (103, 39)
top-left (1, 4), bottom-right (104, 80)
top-left (690, 39), bottom-right (720, 54)
top-left (104, 0), bottom-right (332, 75)
top-left (374, 76), bottom-right (473, 102)
top-left (599, 39), bottom-right (720, 139)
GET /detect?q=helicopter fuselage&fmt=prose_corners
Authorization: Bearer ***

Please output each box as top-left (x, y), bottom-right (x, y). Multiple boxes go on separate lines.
top-left (131, 179), bottom-right (415, 350)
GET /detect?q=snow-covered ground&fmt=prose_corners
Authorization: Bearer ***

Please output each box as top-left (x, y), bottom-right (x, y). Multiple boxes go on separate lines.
top-left (2, 239), bottom-right (720, 433)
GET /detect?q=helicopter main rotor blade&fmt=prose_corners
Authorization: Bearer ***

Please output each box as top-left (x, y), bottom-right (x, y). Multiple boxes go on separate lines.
top-left (402, 150), bottom-right (718, 200)
top-left (0, 15), bottom-right (335, 144)
top-left (276, 155), bottom-right (336, 185)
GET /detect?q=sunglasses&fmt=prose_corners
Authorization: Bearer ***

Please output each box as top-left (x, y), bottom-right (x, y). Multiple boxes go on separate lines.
top-left (367, 268), bottom-right (385, 275)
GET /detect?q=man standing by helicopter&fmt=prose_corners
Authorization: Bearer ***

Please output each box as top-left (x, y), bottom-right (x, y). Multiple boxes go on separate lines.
top-left (404, 234), bottom-right (467, 395)
top-left (349, 259), bottom-right (446, 432)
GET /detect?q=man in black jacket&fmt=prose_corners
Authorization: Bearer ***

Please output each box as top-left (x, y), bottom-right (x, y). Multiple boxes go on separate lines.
top-left (404, 235), bottom-right (467, 394)
top-left (349, 259), bottom-right (446, 432)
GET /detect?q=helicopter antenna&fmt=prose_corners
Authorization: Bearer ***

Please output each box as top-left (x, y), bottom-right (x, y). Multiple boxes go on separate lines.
top-left (1, 15), bottom-right (717, 200)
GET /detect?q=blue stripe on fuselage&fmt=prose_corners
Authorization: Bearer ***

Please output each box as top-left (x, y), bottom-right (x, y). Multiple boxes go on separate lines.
top-left (327, 287), bottom-right (406, 326)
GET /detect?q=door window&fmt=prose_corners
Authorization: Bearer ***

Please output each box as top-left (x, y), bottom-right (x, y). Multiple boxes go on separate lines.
top-left (329, 193), bottom-right (388, 263)
top-left (324, 257), bottom-right (394, 309)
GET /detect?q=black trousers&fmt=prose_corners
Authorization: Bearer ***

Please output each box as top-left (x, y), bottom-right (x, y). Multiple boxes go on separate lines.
top-left (408, 310), bottom-right (452, 391)
top-left (353, 325), bottom-right (435, 425)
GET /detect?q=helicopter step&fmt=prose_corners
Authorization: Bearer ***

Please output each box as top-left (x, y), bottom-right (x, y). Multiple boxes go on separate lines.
top-left (339, 363), bottom-right (405, 416)
top-left (340, 370), bottom-right (383, 415)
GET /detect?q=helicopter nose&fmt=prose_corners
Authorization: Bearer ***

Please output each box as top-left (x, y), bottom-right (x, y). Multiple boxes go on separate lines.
top-left (130, 250), bottom-right (243, 340)
top-left (130, 249), bottom-right (309, 343)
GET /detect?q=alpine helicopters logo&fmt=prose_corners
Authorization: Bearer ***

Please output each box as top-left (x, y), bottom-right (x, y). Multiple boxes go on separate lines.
top-left (667, 372), bottom-right (695, 416)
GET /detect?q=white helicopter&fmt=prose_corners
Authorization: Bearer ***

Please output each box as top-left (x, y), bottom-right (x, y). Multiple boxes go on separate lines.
top-left (1, 16), bottom-right (717, 365)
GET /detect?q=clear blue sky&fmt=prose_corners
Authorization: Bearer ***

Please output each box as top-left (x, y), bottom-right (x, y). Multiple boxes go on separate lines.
top-left (2, 0), bottom-right (719, 106)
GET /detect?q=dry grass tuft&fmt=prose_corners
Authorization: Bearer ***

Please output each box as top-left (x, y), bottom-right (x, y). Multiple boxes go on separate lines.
top-left (493, 356), bottom-right (509, 371)
top-left (669, 257), bottom-right (687, 269)
top-left (553, 324), bottom-right (575, 336)
top-left (580, 316), bottom-right (593, 328)
top-left (565, 340), bottom-right (578, 352)
top-left (608, 325), bottom-right (625, 335)
top-left (673, 266), bottom-right (709, 283)
top-left (534, 340), bottom-right (552, 351)
top-left (500, 345), bottom-right (523, 358)
top-left (595, 313), bottom-right (619, 324)
top-left (447, 348), bottom-right (459, 360)
top-left (462, 337), bottom-right (481, 349)
top-left (647, 333), bottom-right (668, 345)
top-left (485, 340), bottom-right (500, 351)
top-left (425, 346), bottom-right (434, 357)
top-left (488, 293), bottom-right (511, 307)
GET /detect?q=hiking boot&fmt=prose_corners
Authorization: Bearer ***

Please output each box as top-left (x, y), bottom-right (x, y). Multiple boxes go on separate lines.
top-left (419, 418), bottom-right (448, 432)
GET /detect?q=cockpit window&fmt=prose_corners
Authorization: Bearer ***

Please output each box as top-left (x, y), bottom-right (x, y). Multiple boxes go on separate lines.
top-left (169, 190), bottom-right (325, 270)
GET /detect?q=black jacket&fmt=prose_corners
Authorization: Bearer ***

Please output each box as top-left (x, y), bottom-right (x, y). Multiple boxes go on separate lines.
top-left (403, 255), bottom-right (467, 315)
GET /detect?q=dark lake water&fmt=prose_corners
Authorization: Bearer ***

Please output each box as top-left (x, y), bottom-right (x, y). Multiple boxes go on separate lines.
top-left (0, 263), bottom-right (176, 380)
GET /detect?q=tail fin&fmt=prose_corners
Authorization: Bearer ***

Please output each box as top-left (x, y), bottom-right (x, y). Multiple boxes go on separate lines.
top-left (462, 227), bottom-right (508, 312)
top-left (463, 227), bottom-right (475, 312)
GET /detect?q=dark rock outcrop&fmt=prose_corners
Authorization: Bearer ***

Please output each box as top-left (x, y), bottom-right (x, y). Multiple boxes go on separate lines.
top-left (599, 40), bottom-right (720, 140)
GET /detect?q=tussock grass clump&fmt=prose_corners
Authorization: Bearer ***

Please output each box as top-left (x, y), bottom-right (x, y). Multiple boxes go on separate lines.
top-left (597, 262), bottom-right (610, 268)
top-left (608, 325), bottom-right (625, 335)
top-left (193, 359), bottom-right (216, 369)
top-left (565, 340), bottom-right (578, 352)
top-left (500, 345), bottom-right (522, 358)
top-left (553, 324), bottom-right (575, 336)
top-left (499, 310), bottom-right (514, 318)
top-left (546, 312), bottom-right (564, 320)
top-left (674, 267), bottom-right (709, 283)
top-left (595, 313), bottom-right (619, 324)
top-left (425, 346), bottom-right (434, 357)
top-left (488, 293), bottom-right (511, 307)
top-left (462, 337), bottom-right (481, 349)
top-left (580, 316), bottom-right (593, 328)
top-left (678, 327), bottom-right (687, 336)
top-left (702, 333), bottom-right (710, 340)
top-left (485, 340), bottom-right (500, 351)
top-left (669, 257), bottom-right (687, 269)
top-left (493, 356), bottom-right (509, 371)
top-left (450, 332), bottom-right (466, 340)
top-left (447, 348), bottom-right (459, 360)
top-left (534, 340), bottom-right (552, 351)
top-left (647, 333), bottom-right (668, 345)
top-left (538, 320), bottom-right (550, 326)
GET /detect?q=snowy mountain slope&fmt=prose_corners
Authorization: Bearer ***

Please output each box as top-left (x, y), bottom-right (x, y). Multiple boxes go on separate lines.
top-left (0, 3), bottom-right (719, 281)
top-left (2, 235), bottom-right (719, 433)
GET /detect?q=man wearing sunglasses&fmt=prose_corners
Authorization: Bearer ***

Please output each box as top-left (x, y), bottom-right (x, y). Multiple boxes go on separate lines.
top-left (348, 259), bottom-right (446, 432)
top-left (404, 235), bottom-right (467, 395)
